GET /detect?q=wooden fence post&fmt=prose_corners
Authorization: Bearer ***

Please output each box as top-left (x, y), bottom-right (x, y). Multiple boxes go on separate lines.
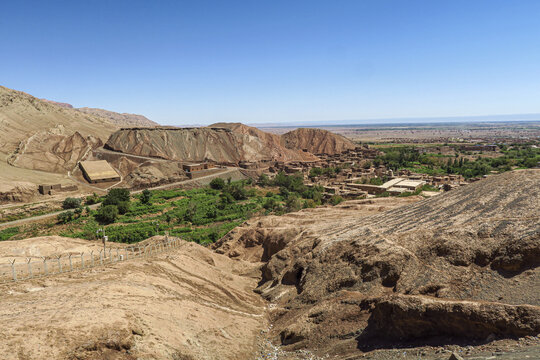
top-left (57, 255), bottom-right (62, 273)
top-left (27, 258), bottom-right (32, 279)
top-left (43, 257), bottom-right (48, 275)
top-left (10, 259), bottom-right (17, 281)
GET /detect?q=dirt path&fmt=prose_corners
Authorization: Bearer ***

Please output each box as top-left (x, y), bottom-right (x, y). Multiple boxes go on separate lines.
top-left (0, 167), bottom-right (241, 228)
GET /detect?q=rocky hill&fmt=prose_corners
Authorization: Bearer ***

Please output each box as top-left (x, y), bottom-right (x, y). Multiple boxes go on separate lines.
top-left (0, 86), bottom-right (115, 154)
top-left (214, 169), bottom-right (540, 357)
top-left (281, 127), bottom-right (356, 155)
top-left (210, 122), bottom-right (319, 162)
top-left (105, 126), bottom-right (318, 163)
top-left (78, 107), bottom-right (159, 127)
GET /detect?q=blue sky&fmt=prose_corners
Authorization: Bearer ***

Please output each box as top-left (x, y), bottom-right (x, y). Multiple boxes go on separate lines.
top-left (1, 0), bottom-right (540, 125)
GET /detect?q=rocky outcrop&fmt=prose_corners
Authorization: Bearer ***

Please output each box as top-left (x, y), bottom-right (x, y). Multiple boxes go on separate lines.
top-left (78, 107), bottom-right (159, 127)
top-left (214, 170), bottom-right (540, 356)
top-left (365, 295), bottom-right (540, 341)
top-left (105, 126), bottom-right (318, 163)
top-left (41, 99), bottom-right (74, 108)
top-left (281, 127), bottom-right (356, 155)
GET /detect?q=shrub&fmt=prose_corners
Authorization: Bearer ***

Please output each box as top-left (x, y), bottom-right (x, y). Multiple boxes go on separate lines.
top-left (57, 211), bottom-right (74, 224)
top-left (329, 195), bottom-right (344, 206)
top-left (0, 227), bottom-right (19, 241)
top-left (209, 177), bottom-right (225, 190)
top-left (263, 197), bottom-right (277, 210)
top-left (84, 193), bottom-right (100, 205)
top-left (62, 197), bottom-right (81, 209)
top-left (257, 174), bottom-right (270, 186)
top-left (285, 196), bottom-right (302, 212)
top-left (225, 182), bottom-right (247, 200)
top-left (140, 189), bottom-right (152, 204)
top-left (94, 205), bottom-right (119, 224)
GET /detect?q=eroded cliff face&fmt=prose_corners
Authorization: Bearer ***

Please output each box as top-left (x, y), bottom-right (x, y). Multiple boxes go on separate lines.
top-left (8, 131), bottom-right (102, 173)
top-left (214, 170), bottom-right (540, 357)
top-left (105, 126), bottom-right (318, 163)
top-left (281, 127), bottom-right (357, 155)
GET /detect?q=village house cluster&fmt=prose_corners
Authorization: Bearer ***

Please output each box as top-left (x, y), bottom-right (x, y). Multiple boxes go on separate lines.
top-left (246, 145), bottom-right (469, 199)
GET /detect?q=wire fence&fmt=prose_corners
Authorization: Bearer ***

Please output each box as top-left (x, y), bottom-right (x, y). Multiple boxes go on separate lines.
top-left (0, 237), bottom-right (182, 284)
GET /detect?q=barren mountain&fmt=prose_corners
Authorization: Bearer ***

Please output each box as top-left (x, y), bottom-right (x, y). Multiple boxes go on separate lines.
top-left (281, 127), bottom-right (356, 154)
top-left (214, 169), bottom-right (540, 357)
top-left (78, 107), bottom-right (159, 127)
top-left (0, 86), bottom-right (115, 153)
top-left (105, 126), bottom-right (318, 163)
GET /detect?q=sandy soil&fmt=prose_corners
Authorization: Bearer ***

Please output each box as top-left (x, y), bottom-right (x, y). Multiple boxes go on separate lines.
top-left (0, 236), bottom-right (267, 359)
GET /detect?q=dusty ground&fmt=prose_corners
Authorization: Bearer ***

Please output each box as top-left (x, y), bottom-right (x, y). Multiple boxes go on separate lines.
top-left (215, 170), bottom-right (540, 359)
top-left (0, 236), bottom-right (267, 360)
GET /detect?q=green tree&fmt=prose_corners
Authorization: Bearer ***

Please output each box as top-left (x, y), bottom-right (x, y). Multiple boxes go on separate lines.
top-left (62, 197), bottom-right (81, 209)
top-left (117, 201), bottom-right (130, 215)
top-left (140, 189), bottom-right (152, 204)
top-left (94, 205), bottom-right (119, 224)
top-left (103, 188), bottom-right (130, 206)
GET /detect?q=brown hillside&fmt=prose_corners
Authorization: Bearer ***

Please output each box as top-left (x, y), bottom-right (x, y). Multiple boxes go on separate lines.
top-left (0, 86), bottom-right (115, 153)
top-left (214, 170), bottom-right (540, 357)
top-left (281, 127), bottom-right (356, 155)
top-left (210, 122), bottom-right (318, 162)
top-left (78, 107), bottom-right (159, 127)
top-left (105, 125), bottom-right (318, 163)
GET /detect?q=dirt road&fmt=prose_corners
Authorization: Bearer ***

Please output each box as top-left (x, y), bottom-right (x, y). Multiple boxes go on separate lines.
top-left (0, 167), bottom-right (242, 229)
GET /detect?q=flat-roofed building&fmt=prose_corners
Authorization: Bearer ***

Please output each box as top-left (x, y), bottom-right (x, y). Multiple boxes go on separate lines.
top-left (79, 160), bottom-right (120, 183)
top-left (182, 163), bottom-right (206, 173)
top-left (393, 179), bottom-right (426, 191)
top-left (381, 177), bottom-right (405, 190)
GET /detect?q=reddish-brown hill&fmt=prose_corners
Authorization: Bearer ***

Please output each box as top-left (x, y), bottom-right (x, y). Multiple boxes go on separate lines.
top-left (210, 122), bottom-right (318, 162)
top-left (281, 127), bottom-right (356, 155)
top-left (105, 125), bottom-right (318, 163)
